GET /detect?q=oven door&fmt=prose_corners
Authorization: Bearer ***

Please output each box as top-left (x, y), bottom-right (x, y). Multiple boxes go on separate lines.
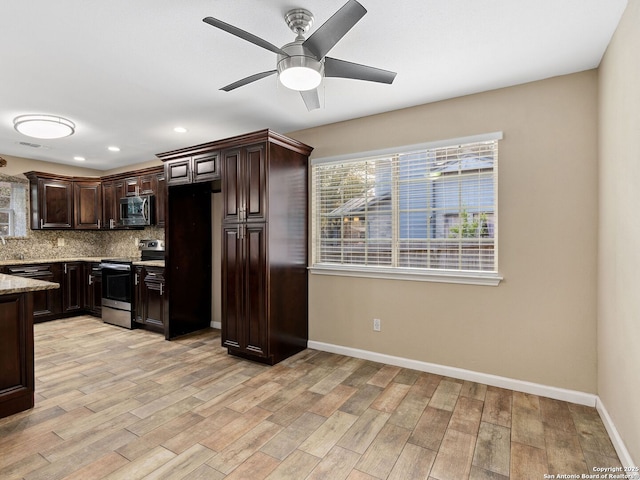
top-left (100, 264), bottom-right (133, 328)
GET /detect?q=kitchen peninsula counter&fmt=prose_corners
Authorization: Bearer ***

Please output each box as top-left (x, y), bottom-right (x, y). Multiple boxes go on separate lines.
top-left (0, 273), bottom-right (59, 419)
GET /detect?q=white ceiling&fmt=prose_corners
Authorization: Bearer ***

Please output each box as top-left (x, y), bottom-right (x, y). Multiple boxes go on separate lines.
top-left (0, 0), bottom-right (627, 170)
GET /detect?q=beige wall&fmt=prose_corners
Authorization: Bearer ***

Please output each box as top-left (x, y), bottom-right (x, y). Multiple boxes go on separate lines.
top-left (1, 153), bottom-right (104, 178)
top-left (598, 0), bottom-right (640, 464)
top-left (290, 71), bottom-right (599, 393)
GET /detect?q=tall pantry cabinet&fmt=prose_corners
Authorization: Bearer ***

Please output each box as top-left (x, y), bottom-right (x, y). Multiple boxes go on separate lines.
top-left (158, 130), bottom-right (312, 365)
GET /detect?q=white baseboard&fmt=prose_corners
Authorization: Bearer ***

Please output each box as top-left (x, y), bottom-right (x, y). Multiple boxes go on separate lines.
top-left (596, 398), bottom-right (638, 473)
top-left (307, 340), bottom-right (597, 407)
top-left (211, 321), bottom-right (221, 329)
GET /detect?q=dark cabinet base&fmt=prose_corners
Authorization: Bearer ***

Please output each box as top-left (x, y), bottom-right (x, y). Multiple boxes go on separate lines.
top-left (0, 293), bottom-right (34, 419)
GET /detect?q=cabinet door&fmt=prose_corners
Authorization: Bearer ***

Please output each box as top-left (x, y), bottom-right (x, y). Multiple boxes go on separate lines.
top-left (84, 263), bottom-right (102, 316)
top-left (139, 174), bottom-right (155, 195)
top-left (221, 224), bottom-right (268, 357)
top-left (155, 172), bottom-right (166, 227)
top-left (192, 152), bottom-right (219, 183)
top-left (166, 158), bottom-right (191, 186)
top-left (63, 262), bottom-right (83, 313)
top-left (221, 144), bottom-right (266, 223)
top-left (39, 178), bottom-right (73, 229)
top-left (0, 293), bottom-right (34, 418)
top-left (102, 181), bottom-right (115, 229)
top-left (134, 266), bottom-right (145, 325)
top-left (244, 144), bottom-right (267, 222)
top-left (243, 224), bottom-right (268, 357)
top-left (74, 181), bottom-right (102, 229)
top-left (125, 177), bottom-right (140, 196)
top-left (6, 265), bottom-right (59, 322)
top-left (221, 226), bottom-right (244, 350)
top-left (144, 268), bottom-right (166, 333)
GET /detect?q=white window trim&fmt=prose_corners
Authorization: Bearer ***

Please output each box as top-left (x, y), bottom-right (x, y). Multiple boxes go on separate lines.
top-left (311, 131), bottom-right (503, 166)
top-left (310, 131), bottom-right (504, 286)
top-left (309, 264), bottom-right (503, 286)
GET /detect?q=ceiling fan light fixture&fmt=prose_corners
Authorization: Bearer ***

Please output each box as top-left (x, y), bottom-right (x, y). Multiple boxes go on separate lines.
top-left (277, 55), bottom-right (322, 91)
top-left (13, 114), bottom-right (75, 139)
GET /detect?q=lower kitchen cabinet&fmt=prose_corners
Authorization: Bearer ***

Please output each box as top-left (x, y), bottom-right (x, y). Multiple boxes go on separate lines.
top-left (4, 264), bottom-right (62, 323)
top-left (83, 263), bottom-right (102, 317)
top-left (62, 262), bottom-right (83, 314)
top-left (133, 266), bottom-right (166, 334)
top-left (222, 224), bottom-right (268, 360)
top-left (0, 292), bottom-right (35, 419)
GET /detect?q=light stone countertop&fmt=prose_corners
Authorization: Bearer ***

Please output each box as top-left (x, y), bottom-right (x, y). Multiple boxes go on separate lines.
top-left (0, 273), bottom-right (60, 295)
top-left (0, 257), bottom-right (106, 266)
top-left (133, 260), bottom-right (165, 268)
top-left (0, 257), bottom-right (165, 268)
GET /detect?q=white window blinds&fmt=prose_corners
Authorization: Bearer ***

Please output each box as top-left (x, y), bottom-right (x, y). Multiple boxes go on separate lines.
top-left (312, 136), bottom-right (499, 274)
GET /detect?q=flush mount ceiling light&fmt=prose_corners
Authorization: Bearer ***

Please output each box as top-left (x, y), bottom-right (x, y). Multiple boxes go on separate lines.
top-left (13, 114), bottom-right (75, 139)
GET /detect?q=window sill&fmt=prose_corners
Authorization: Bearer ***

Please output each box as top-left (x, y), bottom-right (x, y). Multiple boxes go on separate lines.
top-left (309, 264), bottom-right (503, 286)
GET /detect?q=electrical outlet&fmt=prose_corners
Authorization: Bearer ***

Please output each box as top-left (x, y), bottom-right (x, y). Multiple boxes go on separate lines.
top-left (373, 318), bottom-right (381, 331)
top-left (57, 238), bottom-right (65, 247)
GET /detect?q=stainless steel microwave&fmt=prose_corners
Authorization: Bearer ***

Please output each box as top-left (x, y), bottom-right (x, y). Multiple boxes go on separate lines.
top-left (119, 195), bottom-right (155, 226)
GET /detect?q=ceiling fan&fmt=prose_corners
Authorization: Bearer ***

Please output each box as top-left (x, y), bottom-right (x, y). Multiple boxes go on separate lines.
top-left (203, 0), bottom-right (397, 111)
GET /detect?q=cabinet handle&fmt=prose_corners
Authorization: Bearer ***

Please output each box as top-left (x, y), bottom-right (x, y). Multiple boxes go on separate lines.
top-left (97, 219), bottom-right (101, 229)
top-left (159, 283), bottom-right (164, 296)
top-left (64, 264), bottom-right (67, 274)
top-left (134, 273), bottom-right (139, 285)
top-left (40, 218), bottom-right (44, 229)
top-left (110, 219), bottom-right (115, 229)
top-left (88, 274), bottom-right (93, 285)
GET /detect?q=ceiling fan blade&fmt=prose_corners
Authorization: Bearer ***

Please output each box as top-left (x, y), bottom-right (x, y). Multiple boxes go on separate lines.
top-left (300, 89), bottom-right (320, 111)
top-left (220, 70), bottom-right (277, 92)
top-left (324, 57), bottom-right (397, 84)
top-left (203, 17), bottom-right (288, 56)
top-left (303, 0), bottom-right (367, 60)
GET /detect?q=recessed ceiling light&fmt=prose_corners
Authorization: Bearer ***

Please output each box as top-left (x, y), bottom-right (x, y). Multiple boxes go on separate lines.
top-left (108, 146), bottom-right (120, 152)
top-left (13, 114), bottom-right (75, 139)
top-left (173, 127), bottom-right (187, 133)
top-left (74, 156), bottom-right (86, 162)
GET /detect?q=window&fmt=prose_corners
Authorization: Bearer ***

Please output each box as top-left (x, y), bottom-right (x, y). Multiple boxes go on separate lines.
top-left (0, 178), bottom-right (28, 238)
top-left (311, 133), bottom-right (502, 285)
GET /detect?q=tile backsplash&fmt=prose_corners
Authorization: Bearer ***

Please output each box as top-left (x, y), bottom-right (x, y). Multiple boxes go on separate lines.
top-left (0, 226), bottom-right (165, 261)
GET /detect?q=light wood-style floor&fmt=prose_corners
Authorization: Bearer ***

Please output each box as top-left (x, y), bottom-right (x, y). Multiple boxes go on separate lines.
top-left (0, 316), bottom-right (621, 480)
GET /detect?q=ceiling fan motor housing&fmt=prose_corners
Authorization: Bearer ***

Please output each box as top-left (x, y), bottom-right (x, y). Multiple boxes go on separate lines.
top-left (277, 40), bottom-right (323, 91)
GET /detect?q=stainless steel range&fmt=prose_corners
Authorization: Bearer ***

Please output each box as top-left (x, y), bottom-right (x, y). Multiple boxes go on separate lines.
top-left (99, 258), bottom-right (135, 328)
top-left (99, 239), bottom-right (165, 329)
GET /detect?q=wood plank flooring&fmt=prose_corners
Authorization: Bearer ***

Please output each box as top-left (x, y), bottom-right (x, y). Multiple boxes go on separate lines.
top-left (0, 316), bottom-right (621, 479)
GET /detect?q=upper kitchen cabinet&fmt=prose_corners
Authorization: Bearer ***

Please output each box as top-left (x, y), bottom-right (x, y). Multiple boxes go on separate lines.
top-left (100, 166), bottom-right (165, 229)
top-left (221, 143), bottom-right (266, 224)
top-left (73, 181), bottom-right (103, 229)
top-left (101, 179), bottom-right (125, 229)
top-left (159, 149), bottom-right (220, 187)
top-left (25, 172), bottom-right (73, 229)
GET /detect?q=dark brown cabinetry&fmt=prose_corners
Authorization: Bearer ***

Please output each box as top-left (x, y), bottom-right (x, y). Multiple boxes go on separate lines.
top-left (0, 292), bottom-right (34, 419)
top-left (74, 181), bottom-right (103, 229)
top-left (26, 166), bottom-right (165, 230)
top-left (165, 151), bottom-right (220, 186)
top-left (102, 179), bottom-right (125, 229)
top-left (155, 171), bottom-right (166, 228)
top-left (221, 144), bottom-right (267, 223)
top-left (84, 263), bottom-right (102, 316)
top-left (158, 129), bottom-right (312, 364)
top-left (26, 173), bottom-right (74, 230)
top-left (4, 264), bottom-right (62, 322)
top-left (133, 266), bottom-right (166, 334)
top-left (62, 262), bottom-right (83, 314)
